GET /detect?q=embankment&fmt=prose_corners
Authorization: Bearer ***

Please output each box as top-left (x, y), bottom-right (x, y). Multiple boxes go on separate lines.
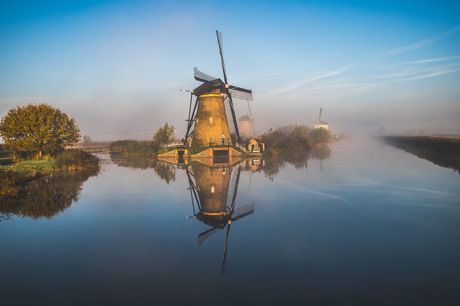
top-left (381, 136), bottom-right (460, 174)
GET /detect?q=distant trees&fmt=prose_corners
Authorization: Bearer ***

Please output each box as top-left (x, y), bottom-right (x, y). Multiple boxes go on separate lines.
top-left (83, 135), bottom-right (92, 147)
top-left (261, 125), bottom-right (331, 155)
top-left (153, 123), bottom-right (175, 148)
top-left (0, 103), bottom-right (81, 158)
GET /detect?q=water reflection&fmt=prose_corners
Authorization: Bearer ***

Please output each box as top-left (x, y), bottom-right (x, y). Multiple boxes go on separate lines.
top-left (186, 160), bottom-right (256, 274)
top-left (0, 169), bottom-right (99, 220)
top-left (109, 155), bottom-right (177, 184)
top-left (262, 144), bottom-right (331, 180)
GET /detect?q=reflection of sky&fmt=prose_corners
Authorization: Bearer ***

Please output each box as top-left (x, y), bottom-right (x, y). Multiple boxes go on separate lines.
top-left (1, 137), bottom-right (460, 304)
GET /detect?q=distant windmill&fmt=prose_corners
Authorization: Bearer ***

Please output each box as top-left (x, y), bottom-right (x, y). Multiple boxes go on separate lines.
top-left (238, 100), bottom-right (256, 139)
top-left (313, 107), bottom-right (329, 130)
top-left (184, 30), bottom-right (254, 146)
top-left (186, 164), bottom-right (255, 275)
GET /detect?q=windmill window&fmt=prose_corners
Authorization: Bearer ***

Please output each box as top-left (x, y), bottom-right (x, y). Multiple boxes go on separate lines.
top-left (209, 117), bottom-right (213, 125)
top-left (211, 184), bottom-right (215, 193)
top-left (221, 134), bottom-right (225, 145)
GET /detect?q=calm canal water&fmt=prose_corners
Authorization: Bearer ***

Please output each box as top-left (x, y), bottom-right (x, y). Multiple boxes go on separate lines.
top-left (1, 137), bottom-right (459, 305)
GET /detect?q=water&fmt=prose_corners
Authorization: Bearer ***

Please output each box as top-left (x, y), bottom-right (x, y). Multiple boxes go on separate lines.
top-left (1, 137), bottom-right (459, 305)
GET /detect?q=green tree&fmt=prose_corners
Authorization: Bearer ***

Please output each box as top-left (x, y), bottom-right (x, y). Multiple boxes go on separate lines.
top-left (0, 103), bottom-right (81, 158)
top-left (153, 122), bottom-right (175, 148)
top-left (308, 127), bottom-right (331, 143)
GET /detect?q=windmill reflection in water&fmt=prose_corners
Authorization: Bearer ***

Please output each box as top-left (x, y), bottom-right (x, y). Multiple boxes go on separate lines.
top-left (185, 162), bottom-right (255, 275)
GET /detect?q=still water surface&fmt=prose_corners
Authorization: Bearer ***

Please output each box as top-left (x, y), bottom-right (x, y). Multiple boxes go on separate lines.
top-left (1, 138), bottom-right (459, 305)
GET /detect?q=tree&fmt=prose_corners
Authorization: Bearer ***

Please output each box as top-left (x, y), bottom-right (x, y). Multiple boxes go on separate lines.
top-left (308, 127), bottom-right (331, 143)
top-left (153, 123), bottom-right (175, 148)
top-left (0, 103), bottom-right (81, 158)
top-left (83, 135), bottom-right (92, 147)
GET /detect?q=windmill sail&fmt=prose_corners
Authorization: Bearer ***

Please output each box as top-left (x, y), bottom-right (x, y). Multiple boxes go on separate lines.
top-left (229, 88), bottom-right (253, 101)
top-left (194, 67), bottom-right (221, 84)
top-left (198, 227), bottom-right (221, 246)
top-left (231, 203), bottom-right (255, 221)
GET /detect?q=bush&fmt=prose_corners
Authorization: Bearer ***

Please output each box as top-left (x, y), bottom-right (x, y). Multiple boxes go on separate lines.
top-left (110, 140), bottom-right (158, 156)
top-left (55, 149), bottom-right (99, 170)
top-left (261, 125), bottom-right (313, 155)
top-left (308, 127), bottom-right (331, 143)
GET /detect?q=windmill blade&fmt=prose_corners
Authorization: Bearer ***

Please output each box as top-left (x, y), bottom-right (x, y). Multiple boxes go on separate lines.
top-left (221, 223), bottom-right (231, 275)
top-left (198, 227), bottom-right (221, 246)
top-left (228, 85), bottom-right (252, 94)
top-left (228, 88), bottom-right (253, 101)
top-left (185, 95), bottom-right (199, 143)
top-left (226, 92), bottom-right (241, 142)
top-left (228, 166), bottom-right (241, 214)
top-left (216, 30), bottom-right (228, 85)
top-left (194, 67), bottom-right (221, 84)
top-left (247, 100), bottom-right (256, 136)
top-left (231, 203), bottom-right (255, 222)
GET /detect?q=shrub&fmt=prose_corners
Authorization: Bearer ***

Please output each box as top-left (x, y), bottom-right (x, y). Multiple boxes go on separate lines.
top-left (308, 127), bottom-right (331, 143)
top-left (55, 149), bottom-right (99, 170)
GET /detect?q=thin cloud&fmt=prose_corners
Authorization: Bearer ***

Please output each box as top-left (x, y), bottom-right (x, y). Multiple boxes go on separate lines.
top-left (376, 25), bottom-right (460, 57)
top-left (267, 63), bottom-right (357, 96)
top-left (402, 55), bottom-right (460, 65)
top-left (401, 69), bottom-right (460, 81)
top-left (349, 68), bottom-right (460, 93)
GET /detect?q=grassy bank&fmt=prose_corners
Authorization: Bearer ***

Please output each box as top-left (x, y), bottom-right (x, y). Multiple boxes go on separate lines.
top-left (382, 136), bottom-right (460, 174)
top-left (0, 149), bottom-right (99, 172)
top-left (0, 149), bottom-right (100, 202)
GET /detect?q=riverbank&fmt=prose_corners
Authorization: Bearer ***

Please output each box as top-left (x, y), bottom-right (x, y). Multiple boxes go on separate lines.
top-left (381, 136), bottom-right (460, 174)
top-left (0, 149), bottom-right (100, 202)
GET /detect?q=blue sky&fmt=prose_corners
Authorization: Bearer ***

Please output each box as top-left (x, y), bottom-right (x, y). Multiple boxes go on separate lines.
top-left (1, 0), bottom-right (459, 140)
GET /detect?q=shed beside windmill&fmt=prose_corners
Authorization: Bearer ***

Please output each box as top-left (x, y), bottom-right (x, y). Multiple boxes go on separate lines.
top-left (248, 138), bottom-right (265, 153)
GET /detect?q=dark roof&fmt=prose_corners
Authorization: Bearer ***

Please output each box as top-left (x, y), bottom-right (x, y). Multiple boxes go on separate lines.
top-left (193, 80), bottom-right (223, 96)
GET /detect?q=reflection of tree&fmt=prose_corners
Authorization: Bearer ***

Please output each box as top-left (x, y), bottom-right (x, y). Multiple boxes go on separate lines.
top-left (263, 157), bottom-right (285, 181)
top-left (262, 144), bottom-right (331, 180)
top-left (0, 169), bottom-right (99, 220)
top-left (111, 157), bottom-right (176, 184)
top-left (152, 162), bottom-right (176, 184)
top-left (311, 144), bottom-right (331, 161)
top-left (284, 152), bottom-right (310, 170)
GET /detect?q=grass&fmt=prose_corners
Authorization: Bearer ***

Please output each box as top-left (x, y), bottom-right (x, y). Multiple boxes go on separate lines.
top-left (0, 159), bottom-right (56, 172)
top-left (0, 149), bottom-right (100, 172)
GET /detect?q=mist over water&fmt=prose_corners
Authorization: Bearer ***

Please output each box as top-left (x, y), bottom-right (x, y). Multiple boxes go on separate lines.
top-left (1, 137), bottom-right (459, 305)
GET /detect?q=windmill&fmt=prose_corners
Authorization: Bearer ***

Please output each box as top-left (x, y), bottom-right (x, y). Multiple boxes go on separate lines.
top-left (184, 30), bottom-right (254, 147)
top-left (238, 100), bottom-right (256, 139)
top-left (313, 107), bottom-right (329, 130)
top-left (186, 163), bottom-right (255, 275)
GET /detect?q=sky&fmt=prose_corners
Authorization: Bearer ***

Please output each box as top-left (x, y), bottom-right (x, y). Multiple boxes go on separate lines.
top-left (1, 0), bottom-right (459, 140)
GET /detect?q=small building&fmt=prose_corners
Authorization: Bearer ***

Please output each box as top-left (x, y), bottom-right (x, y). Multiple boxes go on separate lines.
top-left (248, 138), bottom-right (265, 153)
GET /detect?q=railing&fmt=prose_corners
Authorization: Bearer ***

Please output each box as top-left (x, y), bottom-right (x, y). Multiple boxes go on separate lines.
top-left (81, 146), bottom-right (126, 153)
top-left (235, 143), bottom-right (247, 151)
top-left (208, 142), bottom-right (231, 148)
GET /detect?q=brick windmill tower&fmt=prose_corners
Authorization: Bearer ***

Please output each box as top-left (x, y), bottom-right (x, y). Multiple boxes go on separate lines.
top-left (184, 31), bottom-right (253, 150)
